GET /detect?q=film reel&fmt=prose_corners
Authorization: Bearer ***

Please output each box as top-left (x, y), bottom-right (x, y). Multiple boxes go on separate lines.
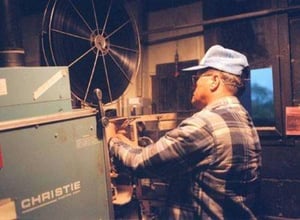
top-left (41, 0), bottom-right (141, 105)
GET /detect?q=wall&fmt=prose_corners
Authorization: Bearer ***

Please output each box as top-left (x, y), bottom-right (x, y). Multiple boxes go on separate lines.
top-left (140, 1), bottom-right (204, 114)
top-left (260, 145), bottom-right (300, 219)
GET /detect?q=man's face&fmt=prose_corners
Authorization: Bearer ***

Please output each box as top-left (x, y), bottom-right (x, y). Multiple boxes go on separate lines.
top-left (191, 70), bottom-right (213, 110)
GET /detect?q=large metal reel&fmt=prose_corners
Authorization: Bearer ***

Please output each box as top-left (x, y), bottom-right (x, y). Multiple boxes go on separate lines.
top-left (41, 0), bottom-right (141, 105)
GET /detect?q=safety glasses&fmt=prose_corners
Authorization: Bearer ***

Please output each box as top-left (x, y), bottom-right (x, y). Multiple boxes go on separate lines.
top-left (191, 73), bottom-right (213, 86)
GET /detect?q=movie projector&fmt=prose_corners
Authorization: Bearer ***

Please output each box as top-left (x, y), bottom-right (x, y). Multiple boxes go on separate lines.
top-left (0, 0), bottom-right (177, 219)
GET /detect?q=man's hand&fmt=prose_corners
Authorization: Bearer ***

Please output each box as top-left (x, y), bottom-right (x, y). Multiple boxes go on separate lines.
top-left (105, 117), bottom-right (137, 147)
top-left (105, 121), bottom-right (117, 141)
top-left (115, 132), bottom-right (135, 146)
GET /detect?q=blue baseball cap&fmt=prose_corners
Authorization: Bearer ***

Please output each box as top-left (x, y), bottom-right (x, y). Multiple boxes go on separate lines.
top-left (182, 45), bottom-right (249, 76)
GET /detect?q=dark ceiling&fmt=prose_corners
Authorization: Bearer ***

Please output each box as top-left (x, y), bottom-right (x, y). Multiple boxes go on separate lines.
top-left (21, 0), bottom-right (200, 16)
top-left (143, 0), bottom-right (200, 12)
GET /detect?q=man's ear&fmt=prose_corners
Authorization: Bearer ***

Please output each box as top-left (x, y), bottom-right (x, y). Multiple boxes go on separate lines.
top-left (210, 75), bottom-right (220, 91)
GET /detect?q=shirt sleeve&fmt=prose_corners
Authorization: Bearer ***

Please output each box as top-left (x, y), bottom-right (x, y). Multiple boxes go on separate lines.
top-left (109, 115), bottom-right (214, 178)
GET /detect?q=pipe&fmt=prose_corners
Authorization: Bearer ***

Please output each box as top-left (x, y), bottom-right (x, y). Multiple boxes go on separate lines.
top-left (0, 0), bottom-right (25, 67)
top-left (142, 5), bottom-right (300, 36)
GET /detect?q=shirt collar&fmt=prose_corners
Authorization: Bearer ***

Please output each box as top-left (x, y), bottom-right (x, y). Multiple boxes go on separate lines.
top-left (203, 96), bottom-right (240, 111)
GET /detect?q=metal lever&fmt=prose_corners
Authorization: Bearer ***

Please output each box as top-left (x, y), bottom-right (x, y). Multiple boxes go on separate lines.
top-left (94, 88), bottom-right (109, 128)
top-left (94, 88), bottom-right (119, 176)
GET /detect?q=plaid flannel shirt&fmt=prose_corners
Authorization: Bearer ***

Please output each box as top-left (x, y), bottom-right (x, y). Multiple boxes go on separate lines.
top-left (109, 96), bottom-right (262, 220)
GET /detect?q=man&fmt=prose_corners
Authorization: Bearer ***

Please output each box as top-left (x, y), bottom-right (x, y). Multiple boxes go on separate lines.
top-left (106, 45), bottom-right (262, 219)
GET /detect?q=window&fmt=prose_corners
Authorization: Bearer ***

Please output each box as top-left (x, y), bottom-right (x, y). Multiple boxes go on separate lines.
top-left (240, 67), bottom-right (275, 127)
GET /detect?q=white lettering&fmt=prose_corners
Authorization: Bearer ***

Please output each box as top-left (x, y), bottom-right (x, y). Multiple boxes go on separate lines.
top-left (41, 192), bottom-right (51, 202)
top-left (50, 190), bottom-right (54, 198)
top-left (20, 181), bottom-right (81, 213)
top-left (21, 199), bottom-right (31, 209)
top-left (62, 184), bottom-right (71, 193)
top-left (31, 195), bottom-right (41, 206)
top-left (74, 181), bottom-right (80, 191)
top-left (55, 187), bottom-right (63, 197)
